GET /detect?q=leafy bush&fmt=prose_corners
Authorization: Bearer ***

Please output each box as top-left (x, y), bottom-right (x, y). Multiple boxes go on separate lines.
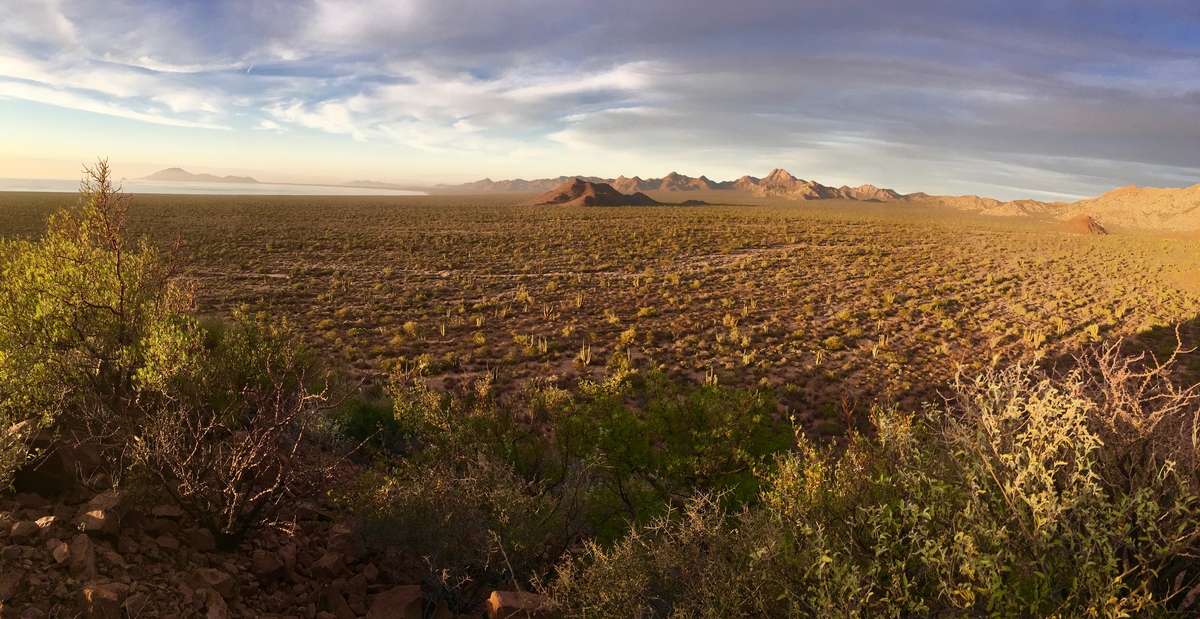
top-left (131, 310), bottom-right (330, 546)
top-left (335, 366), bottom-right (790, 607)
top-left (0, 163), bottom-right (331, 544)
top-left (0, 161), bottom-right (177, 486)
top-left (548, 360), bottom-right (1200, 617)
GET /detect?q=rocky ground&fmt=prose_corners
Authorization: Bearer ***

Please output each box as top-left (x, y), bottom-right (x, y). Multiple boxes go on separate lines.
top-left (0, 488), bottom-right (552, 618)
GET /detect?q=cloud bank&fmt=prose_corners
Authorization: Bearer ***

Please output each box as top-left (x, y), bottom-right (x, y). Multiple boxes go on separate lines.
top-left (1, 0), bottom-right (1198, 197)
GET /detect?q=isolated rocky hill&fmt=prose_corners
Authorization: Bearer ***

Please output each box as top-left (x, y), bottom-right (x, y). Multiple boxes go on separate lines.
top-left (525, 178), bottom-right (660, 207)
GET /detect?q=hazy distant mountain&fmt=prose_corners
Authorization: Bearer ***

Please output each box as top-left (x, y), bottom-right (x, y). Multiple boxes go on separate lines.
top-left (438, 176), bottom-right (607, 193)
top-left (144, 167), bottom-right (258, 184)
top-left (344, 180), bottom-right (420, 191)
top-left (525, 178), bottom-right (659, 207)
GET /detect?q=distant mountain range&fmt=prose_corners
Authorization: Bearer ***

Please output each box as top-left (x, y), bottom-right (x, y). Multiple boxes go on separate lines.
top-left (445, 168), bottom-right (1200, 232)
top-left (143, 168), bottom-right (259, 184)
top-left (143, 166), bottom-right (1200, 232)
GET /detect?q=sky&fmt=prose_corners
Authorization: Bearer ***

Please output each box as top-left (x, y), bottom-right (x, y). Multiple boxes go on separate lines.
top-left (1, 0), bottom-right (1198, 199)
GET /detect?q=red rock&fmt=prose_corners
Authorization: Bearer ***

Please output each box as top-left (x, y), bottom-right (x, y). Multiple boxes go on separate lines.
top-left (68, 533), bottom-right (96, 580)
top-left (252, 549), bottom-right (284, 581)
top-left (185, 528), bottom-right (216, 552)
top-left (151, 504), bottom-right (185, 519)
top-left (194, 568), bottom-right (235, 600)
top-left (9, 521), bottom-right (37, 542)
top-left (205, 589), bottom-right (230, 619)
top-left (367, 585), bottom-right (422, 619)
top-left (116, 535), bottom-right (138, 555)
top-left (155, 534), bottom-right (180, 550)
top-left (33, 515), bottom-right (57, 534)
top-left (311, 552), bottom-right (344, 578)
top-left (13, 494), bottom-right (47, 509)
top-left (322, 588), bottom-right (356, 619)
top-left (123, 593), bottom-right (148, 615)
top-left (0, 569), bottom-right (22, 602)
top-left (48, 539), bottom-right (68, 564)
top-left (485, 591), bottom-right (555, 619)
top-left (79, 582), bottom-right (127, 619)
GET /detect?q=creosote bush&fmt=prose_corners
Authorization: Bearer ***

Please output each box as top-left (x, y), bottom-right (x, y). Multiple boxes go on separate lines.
top-left (0, 161), bottom-right (175, 486)
top-left (334, 365), bottom-right (790, 609)
top-left (547, 356), bottom-right (1200, 617)
top-left (0, 162), bottom-right (330, 543)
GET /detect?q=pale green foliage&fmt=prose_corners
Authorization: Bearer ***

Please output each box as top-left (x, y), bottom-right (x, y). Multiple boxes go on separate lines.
top-left (548, 364), bottom-right (1200, 617)
top-left (0, 161), bottom-right (177, 486)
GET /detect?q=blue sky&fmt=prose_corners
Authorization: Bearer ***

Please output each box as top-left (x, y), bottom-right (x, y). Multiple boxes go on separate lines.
top-left (1, 0), bottom-right (1198, 198)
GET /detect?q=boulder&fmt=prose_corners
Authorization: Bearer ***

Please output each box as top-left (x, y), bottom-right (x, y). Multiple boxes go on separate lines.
top-left (367, 585), bottom-right (422, 619)
top-left (485, 591), bottom-right (556, 619)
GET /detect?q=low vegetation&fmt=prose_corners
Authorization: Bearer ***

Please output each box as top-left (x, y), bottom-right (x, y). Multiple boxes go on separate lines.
top-left (2, 165), bottom-right (1199, 615)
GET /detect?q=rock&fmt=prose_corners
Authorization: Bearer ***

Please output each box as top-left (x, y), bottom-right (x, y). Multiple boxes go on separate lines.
top-left (123, 593), bottom-right (149, 616)
top-left (362, 563), bottom-right (379, 583)
top-left (48, 538), bottom-right (69, 564)
top-left (76, 491), bottom-right (121, 535)
top-left (33, 515), bottom-right (57, 534)
top-left (155, 534), bottom-right (180, 550)
top-left (76, 510), bottom-right (116, 535)
top-left (205, 589), bottom-right (229, 619)
top-left (79, 582), bottom-right (127, 619)
top-left (0, 570), bottom-right (22, 602)
top-left (485, 591), bottom-right (555, 619)
top-left (0, 546), bottom-right (20, 562)
top-left (68, 533), bottom-right (96, 580)
top-left (194, 568), bottom-right (236, 600)
top-left (328, 522), bottom-right (363, 562)
top-left (184, 528), bottom-right (216, 552)
top-left (9, 521), bottom-right (38, 542)
top-left (252, 549), bottom-right (285, 581)
top-left (311, 552), bottom-right (344, 578)
top-left (367, 585), bottom-right (422, 619)
top-left (322, 589), bottom-right (355, 619)
top-left (151, 504), bottom-right (185, 519)
top-left (13, 493), bottom-right (47, 510)
top-left (116, 535), bottom-right (138, 556)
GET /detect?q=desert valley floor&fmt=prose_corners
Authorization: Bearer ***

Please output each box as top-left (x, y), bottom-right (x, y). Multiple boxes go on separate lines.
top-left (3, 189), bottom-right (1197, 434)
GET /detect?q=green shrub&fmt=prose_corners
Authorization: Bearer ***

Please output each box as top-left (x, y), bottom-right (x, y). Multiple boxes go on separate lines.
top-left (547, 362), bottom-right (1200, 617)
top-left (335, 366), bottom-right (791, 608)
top-left (0, 161), bottom-right (178, 485)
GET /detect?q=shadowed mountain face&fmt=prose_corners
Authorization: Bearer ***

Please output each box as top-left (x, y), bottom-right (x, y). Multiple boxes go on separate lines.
top-left (525, 178), bottom-right (660, 207)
